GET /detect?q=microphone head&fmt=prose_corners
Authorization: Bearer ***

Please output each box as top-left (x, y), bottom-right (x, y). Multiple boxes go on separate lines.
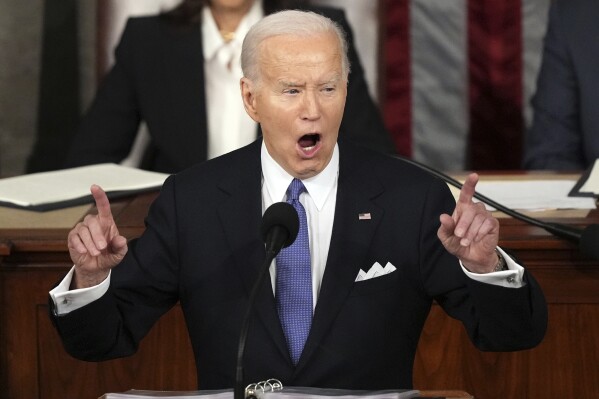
top-left (580, 224), bottom-right (599, 260)
top-left (261, 202), bottom-right (299, 248)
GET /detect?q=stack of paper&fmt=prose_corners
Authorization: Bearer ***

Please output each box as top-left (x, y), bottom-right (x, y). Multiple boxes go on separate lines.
top-left (473, 180), bottom-right (596, 211)
top-left (0, 163), bottom-right (169, 211)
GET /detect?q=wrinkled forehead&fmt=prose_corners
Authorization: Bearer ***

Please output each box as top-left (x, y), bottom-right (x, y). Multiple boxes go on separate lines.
top-left (256, 32), bottom-right (344, 75)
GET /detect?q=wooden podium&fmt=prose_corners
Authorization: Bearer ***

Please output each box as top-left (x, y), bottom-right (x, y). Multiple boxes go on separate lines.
top-left (1, 174), bottom-right (598, 399)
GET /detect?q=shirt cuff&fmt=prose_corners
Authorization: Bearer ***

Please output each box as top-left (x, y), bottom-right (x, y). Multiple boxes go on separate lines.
top-left (460, 247), bottom-right (525, 288)
top-left (49, 266), bottom-right (111, 315)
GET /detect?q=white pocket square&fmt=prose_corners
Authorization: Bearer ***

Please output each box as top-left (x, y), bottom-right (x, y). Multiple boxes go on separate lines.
top-left (355, 262), bottom-right (397, 282)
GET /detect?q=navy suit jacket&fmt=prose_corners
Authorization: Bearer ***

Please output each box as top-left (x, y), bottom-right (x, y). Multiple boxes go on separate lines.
top-left (52, 140), bottom-right (547, 390)
top-left (524, 0), bottom-right (599, 170)
top-left (64, 5), bottom-right (395, 173)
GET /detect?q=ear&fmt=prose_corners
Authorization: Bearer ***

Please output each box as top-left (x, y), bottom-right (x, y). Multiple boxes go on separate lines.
top-left (240, 77), bottom-right (260, 123)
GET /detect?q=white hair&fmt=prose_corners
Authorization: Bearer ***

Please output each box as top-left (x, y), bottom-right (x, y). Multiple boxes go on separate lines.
top-left (241, 9), bottom-right (350, 82)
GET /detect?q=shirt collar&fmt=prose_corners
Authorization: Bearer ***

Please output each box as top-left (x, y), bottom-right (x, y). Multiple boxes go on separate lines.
top-left (202, 0), bottom-right (263, 61)
top-left (261, 142), bottom-right (340, 211)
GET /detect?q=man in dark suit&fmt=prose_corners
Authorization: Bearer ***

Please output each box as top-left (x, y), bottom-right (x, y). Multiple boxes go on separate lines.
top-left (51, 10), bottom-right (547, 391)
top-left (524, 0), bottom-right (599, 170)
top-left (64, 0), bottom-right (395, 173)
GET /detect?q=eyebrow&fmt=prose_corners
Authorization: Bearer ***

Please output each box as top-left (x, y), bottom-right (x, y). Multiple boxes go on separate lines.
top-left (278, 80), bottom-right (305, 88)
top-left (278, 74), bottom-right (343, 88)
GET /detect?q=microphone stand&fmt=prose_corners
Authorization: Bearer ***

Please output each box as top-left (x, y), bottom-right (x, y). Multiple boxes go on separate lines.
top-left (235, 202), bottom-right (298, 398)
top-left (234, 248), bottom-right (280, 399)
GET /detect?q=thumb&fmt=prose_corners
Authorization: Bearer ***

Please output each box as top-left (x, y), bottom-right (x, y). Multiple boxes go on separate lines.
top-left (438, 213), bottom-right (462, 255)
top-left (438, 213), bottom-right (455, 241)
top-left (109, 234), bottom-right (128, 257)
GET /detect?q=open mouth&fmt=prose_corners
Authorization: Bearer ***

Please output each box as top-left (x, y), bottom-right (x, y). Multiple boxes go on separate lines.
top-left (298, 133), bottom-right (321, 152)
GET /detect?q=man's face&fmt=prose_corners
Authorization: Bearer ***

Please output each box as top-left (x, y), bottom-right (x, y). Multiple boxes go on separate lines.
top-left (241, 32), bottom-right (347, 179)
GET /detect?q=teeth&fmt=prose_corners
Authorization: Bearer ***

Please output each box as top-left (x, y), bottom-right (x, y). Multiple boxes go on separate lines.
top-left (301, 146), bottom-right (315, 152)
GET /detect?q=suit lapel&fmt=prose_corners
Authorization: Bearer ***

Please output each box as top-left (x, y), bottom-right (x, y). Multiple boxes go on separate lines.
top-left (216, 142), bottom-right (290, 361)
top-left (294, 144), bottom-right (385, 374)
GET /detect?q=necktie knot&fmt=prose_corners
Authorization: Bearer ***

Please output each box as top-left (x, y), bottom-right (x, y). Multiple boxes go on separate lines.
top-left (287, 178), bottom-right (306, 201)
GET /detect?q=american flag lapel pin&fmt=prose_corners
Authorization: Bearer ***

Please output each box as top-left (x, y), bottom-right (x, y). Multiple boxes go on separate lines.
top-left (358, 212), bottom-right (371, 220)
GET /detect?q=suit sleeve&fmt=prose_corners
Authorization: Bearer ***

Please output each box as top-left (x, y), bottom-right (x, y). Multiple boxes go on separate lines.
top-left (523, 1), bottom-right (584, 170)
top-left (325, 8), bottom-right (396, 155)
top-left (420, 179), bottom-right (547, 351)
top-left (64, 18), bottom-right (143, 168)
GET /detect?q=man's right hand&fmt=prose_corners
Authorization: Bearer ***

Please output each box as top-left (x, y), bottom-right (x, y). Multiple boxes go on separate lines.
top-left (67, 184), bottom-right (128, 289)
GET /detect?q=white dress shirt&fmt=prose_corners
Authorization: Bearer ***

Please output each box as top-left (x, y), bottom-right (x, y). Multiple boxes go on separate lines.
top-left (202, 0), bottom-right (261, 159)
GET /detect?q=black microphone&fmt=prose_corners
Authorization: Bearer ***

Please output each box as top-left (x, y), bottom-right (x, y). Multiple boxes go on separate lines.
top-left (260, 202), bottom-right (300, 254)
top-left (395, 156), bottom-right (599, 260)
top-left (234, 202), bottom-right (299, 399)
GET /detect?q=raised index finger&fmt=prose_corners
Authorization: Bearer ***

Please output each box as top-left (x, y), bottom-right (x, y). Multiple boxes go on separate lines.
top-left (90, 184), bottom-right (112, 220)
top-left (458, 173), bottom-right (479, 205)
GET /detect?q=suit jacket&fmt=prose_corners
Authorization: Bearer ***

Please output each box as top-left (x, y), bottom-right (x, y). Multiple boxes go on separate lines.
top-left (64, 5), bottom-right (396, 173)
top-left (52, 140), bottom-right (547, 391)
top-left (524, 0), bottom-right (599, 170)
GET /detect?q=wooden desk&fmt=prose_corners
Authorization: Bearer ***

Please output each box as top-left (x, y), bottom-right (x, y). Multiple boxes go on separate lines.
top-left (420, 391), bottom-right (472, 399)
top-left (1, 181), bottom-right (598, 399)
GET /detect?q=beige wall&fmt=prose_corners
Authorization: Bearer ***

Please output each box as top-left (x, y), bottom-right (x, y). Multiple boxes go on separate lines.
top-left (0, 1), bottom-right (96, 178)
top-left (0, 0), bottom-right (43, 177)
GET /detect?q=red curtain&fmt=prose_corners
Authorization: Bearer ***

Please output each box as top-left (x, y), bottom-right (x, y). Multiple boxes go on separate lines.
top-left (380, 0), bottom-right (412, 158)
top-left (467, 0), bottom-right (523, 169)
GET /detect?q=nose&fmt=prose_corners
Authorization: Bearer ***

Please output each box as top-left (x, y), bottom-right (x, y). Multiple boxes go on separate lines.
top-left (300, 90), bottom-right (321, 121)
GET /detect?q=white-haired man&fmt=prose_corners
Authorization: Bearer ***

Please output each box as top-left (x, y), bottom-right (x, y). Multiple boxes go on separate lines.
top-left (51, 10), bottom-right (547, 391)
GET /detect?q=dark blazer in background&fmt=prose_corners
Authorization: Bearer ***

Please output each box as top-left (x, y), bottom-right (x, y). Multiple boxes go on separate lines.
top-left (64, 5), bottom-right (396, 173)
top-left (52, 140), bottom-right (547, 390)
top-left (524, 0), bottom-right (599, 170)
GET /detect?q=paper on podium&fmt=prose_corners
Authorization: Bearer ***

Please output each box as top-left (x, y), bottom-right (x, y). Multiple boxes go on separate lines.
top-left (99, 390), bottom-right (231, 399)
top-left (446, 178), bottom-right (596, 212)
top-left (0, 163), bottom-right (169, 211)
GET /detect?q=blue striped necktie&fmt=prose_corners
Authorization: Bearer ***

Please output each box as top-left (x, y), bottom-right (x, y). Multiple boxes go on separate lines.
top-left (276, 178), bottom-right (312, 365)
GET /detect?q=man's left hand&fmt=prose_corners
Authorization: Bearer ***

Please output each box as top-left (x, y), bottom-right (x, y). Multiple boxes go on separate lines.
top-left (438, 173), bottom-right (500, 273)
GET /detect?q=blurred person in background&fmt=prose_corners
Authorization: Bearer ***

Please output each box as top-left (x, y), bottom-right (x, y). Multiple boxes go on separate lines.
top-left (524, 0), bottom-right (599, 171)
